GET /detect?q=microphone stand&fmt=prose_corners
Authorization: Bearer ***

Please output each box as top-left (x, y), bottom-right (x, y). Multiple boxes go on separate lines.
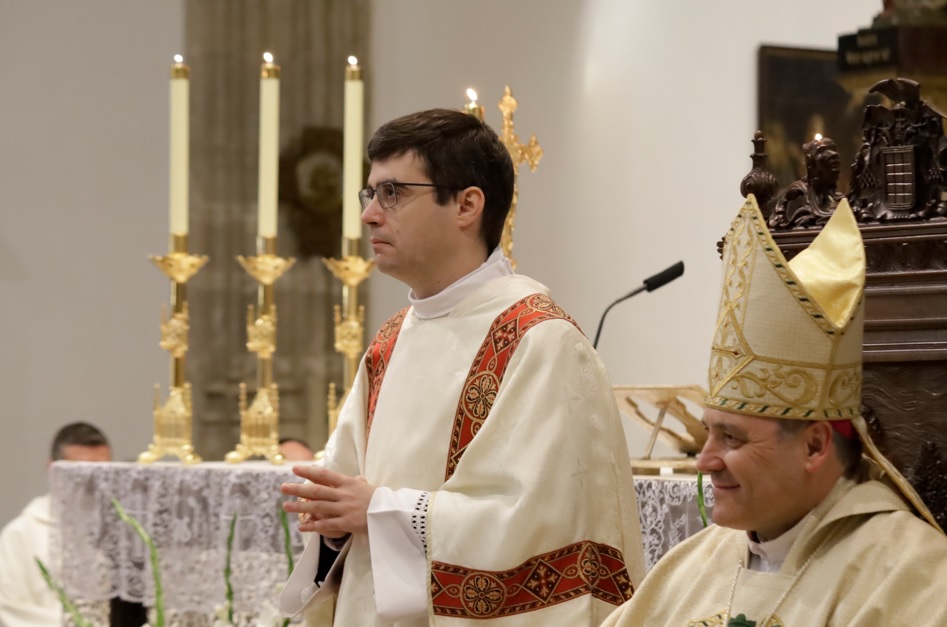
top-left (592, 261), bottom-right (684, 350)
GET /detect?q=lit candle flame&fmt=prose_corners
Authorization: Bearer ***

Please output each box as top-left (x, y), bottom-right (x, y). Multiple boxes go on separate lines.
top-left (814, 133), bottom-right (823, 141)
top-left (466, 88), bottom-right (478, 102)
top-left (263, 52), bottom-right (274, 63)
top-left (173, 54), bottom-right (184, 64)
top-left (348, 55), bottom-right (358, 66)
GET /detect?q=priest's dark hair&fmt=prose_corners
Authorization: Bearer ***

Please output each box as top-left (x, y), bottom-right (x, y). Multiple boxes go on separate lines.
top-left (51, 422), bottom-right (110, 461)
top-left (367, 108), bottom-right (514, 254)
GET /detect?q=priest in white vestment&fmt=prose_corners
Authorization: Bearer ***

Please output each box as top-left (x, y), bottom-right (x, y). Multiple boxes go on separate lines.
top-left (603, 197), bottom-right (947, 627)
top-left (280, 108), bottom-right (646, 626)
top-left (0, 423), bottom-right (111, 627)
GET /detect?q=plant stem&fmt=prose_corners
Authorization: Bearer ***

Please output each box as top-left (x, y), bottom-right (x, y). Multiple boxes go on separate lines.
top-left (279, 507), bottom-right (294, 577)
top-left (697, 471), bottom-right (709, 528)
top-left (279, 506), bottom-right (294, 627)
top-left (225, 513), bottom-right (237, 625)
top-left (35, 558), bottom-right (94, 627)
top-left (112, 498), bottom-right (164, 627)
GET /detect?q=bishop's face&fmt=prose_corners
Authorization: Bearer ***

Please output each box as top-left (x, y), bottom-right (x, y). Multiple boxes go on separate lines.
top-left (696, 408), bottom-right (811, 540)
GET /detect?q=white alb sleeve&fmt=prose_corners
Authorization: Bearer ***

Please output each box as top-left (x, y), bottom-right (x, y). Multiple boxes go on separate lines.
top-left (366, 487), bottom-right (430, 621)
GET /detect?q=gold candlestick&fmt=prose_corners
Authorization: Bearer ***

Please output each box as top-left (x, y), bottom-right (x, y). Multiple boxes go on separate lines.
top-left (497, 86), bottom-right (543, 269)
top-left (139, 234), bottom-right (208, 464)
top-left (226, 236), bottom-right (296, 464)
top-left (323, 237), bottom-right (375, 436)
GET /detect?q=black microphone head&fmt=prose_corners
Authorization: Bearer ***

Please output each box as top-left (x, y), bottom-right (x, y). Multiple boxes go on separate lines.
top-left (643, 261), bottom-right (684, 292)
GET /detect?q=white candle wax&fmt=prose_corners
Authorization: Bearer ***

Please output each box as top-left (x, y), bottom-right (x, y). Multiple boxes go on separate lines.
top-left (169, 57), bottom-right (189, 235)
top-left (343, 58), bottom-right (364, 240)
top-left (258, 54), bottom-right (280, 238)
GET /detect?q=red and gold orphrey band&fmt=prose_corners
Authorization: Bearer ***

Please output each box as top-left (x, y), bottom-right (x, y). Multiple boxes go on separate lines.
top-left (444, 293), bottom-right (578, 480)
top-left (431, 541), bottom-right (633, 618)
top-left (364, 294), bottom-right (635, 617)
top-left (364, 307), bottom-right (408, 441)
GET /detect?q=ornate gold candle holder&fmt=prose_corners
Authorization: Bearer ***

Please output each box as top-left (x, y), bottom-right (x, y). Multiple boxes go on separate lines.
top-left (139, 234), bottom-right (208, 465)
top-left (225, 236), bottom-right (296, 464)
top-left (323, 237), bottom-right (375, 436)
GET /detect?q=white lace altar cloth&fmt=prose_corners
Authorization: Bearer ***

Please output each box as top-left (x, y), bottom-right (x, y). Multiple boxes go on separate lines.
top-left (634, 474), bottom-right (714, 572)
top-left (48, 464), bottom-right (707, 621)
top-left (49, 461), bottom-right (306, 621)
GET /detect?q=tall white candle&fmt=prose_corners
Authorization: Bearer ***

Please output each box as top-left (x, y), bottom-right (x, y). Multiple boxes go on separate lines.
top-left (258, 52), bottom-right (280, 238)
top-left (169, 55), bottom-right (189, 235)
top-left (343, 56), bottom-right (364, 240)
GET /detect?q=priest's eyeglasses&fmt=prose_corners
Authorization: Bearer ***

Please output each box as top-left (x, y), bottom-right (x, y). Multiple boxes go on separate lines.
top-left (358, 181), bottom-right (440, 211)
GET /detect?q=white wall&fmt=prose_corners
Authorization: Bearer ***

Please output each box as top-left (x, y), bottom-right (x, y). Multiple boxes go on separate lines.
top-left (0, 1), bottom-right (183, 526)
top-left (367, 0), bottom-right (877, 455)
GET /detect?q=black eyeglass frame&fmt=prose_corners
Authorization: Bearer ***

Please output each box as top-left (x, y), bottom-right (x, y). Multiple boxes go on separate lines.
top-left (358, 181), bottom-right (450, 211)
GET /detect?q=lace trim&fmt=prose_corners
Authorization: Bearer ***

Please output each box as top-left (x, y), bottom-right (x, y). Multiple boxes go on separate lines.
top-left (411, 491), bottom-right (430, 555)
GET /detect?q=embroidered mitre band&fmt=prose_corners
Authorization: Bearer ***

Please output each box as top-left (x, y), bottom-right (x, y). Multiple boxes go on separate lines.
top-left (708, 195), bottom-right (864, 419)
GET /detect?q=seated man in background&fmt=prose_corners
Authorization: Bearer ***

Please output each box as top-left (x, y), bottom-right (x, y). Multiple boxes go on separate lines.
top-left (0, 422), bottom-right (111, 627)
top-left (603, 197), bottom-right (947, 626)
top-left (280, 108), bottom-right (645, 626)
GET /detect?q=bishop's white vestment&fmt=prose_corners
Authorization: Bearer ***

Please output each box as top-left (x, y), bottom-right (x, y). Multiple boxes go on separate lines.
top-left (602, 466), bottom-right (947, 627)
top-left (282, 262), bottom-right (645, 626)
top-left (0, 495), bottom-right (62, 627)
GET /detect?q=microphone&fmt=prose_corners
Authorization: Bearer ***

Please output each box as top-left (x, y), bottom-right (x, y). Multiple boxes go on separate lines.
top-left (592, 261), bottom-right (684, 349)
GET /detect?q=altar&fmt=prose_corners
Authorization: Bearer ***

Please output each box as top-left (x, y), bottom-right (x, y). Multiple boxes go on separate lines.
top-left (49, 462), bottom-right (711, 624)
top-left (49, 461), bottom-right (306, 625)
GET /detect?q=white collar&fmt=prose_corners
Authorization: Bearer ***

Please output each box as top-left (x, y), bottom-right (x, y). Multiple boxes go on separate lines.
top-left (746, 516), bottom-right (807, 573)
top-left (408, 248), bottom-right (513, 319)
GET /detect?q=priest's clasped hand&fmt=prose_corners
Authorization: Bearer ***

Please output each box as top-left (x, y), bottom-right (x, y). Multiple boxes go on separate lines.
top-left (281, 465), bottom-right (377, 538)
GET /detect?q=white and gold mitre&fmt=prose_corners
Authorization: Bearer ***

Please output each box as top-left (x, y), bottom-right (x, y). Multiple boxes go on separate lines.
top-left (708, 196), bottom-right (942, 532)
top-left (707, 195), bottom-right (865, 420)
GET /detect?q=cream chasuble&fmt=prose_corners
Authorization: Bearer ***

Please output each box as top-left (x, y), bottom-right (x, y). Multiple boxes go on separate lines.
top-left (602, 466), bottom-right (947, 627)
top-left (0, 495), bottom-right (62, 627)
top-left (283, 270), bottom-right (645, 625)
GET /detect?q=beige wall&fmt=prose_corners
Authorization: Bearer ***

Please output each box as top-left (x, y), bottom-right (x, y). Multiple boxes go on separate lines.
top-left (0, 0), bottom-right (876, 526)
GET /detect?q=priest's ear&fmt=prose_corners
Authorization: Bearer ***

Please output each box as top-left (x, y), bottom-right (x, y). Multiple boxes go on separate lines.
top-left (454, 186), bottom-right (485, 228)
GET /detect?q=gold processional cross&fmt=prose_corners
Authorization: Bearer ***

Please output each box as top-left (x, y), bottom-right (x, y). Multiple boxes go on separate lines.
top-left (497, 86), bottom-right (543, 269)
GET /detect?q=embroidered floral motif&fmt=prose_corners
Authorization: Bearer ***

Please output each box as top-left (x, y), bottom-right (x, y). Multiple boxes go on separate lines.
top-left (578, 542), bottom-right (602, 585)
top-left (730, 365), bottom-right (818, 406)
top-left (464, 372), bottom-right (499, 423)
top-left (524, 561), bottom-right (562, 601)
top-left (461, 573), bottom-right (506, 617)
